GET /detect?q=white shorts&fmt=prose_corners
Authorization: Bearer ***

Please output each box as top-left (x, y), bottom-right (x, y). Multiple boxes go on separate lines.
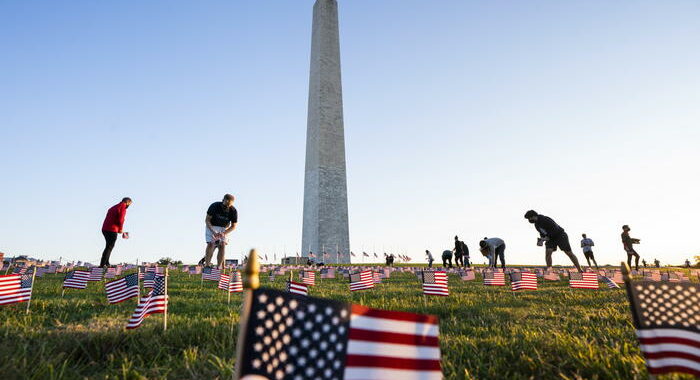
top-left (205, 226), bottom-right (228, 244)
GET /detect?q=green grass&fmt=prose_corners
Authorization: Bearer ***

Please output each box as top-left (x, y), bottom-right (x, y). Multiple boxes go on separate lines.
top-left (0, 269), bottom-right (696, 379)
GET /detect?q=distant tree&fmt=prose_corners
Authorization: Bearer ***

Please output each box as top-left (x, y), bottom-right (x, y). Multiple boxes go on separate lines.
top-left (157, 257), bottom-right (182, 266)
top-left (694, 255), bottom-right (700, 267)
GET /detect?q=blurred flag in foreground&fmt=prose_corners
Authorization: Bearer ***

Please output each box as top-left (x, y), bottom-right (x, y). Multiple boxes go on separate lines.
top-left (236, 288), bottom-right (442, 380)
top-left (625, 279), bottom-right (700, 377)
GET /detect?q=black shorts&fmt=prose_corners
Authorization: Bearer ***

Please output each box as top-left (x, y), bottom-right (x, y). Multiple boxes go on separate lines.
top-left (584, 251), bottom-right (594, 259)
top-left (545, 233), bottom-right (572, 252)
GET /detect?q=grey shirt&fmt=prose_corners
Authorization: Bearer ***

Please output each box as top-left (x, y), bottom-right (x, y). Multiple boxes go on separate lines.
top-left (581, 238), bottom-right (594, 253)
top-left (482, 238), bottom-right (505, 257)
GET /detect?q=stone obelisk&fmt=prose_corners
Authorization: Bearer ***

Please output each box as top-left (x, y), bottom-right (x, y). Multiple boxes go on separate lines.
top-left (301, 0), bottom-right (350, 264)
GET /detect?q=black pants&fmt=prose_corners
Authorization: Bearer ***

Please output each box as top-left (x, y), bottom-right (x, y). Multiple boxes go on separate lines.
top-left (454, 254), bottom-right (463, 267)
top-left (442, 257), bottom-right (452, 268)
top-left (100, 231), bottom-right (118, 267)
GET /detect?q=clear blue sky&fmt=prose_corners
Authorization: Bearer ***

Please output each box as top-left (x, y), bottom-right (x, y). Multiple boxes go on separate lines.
top-left (1, 0), bottom-right (698, 266)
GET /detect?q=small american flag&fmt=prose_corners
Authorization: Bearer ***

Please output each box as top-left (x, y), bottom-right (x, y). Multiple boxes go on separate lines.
top-left (286, 280), bottom-right (309, 296)
top-left (143, 271), bottom-right (157, 289)
top-left (202, 267), bottom-right (221, 281)
top-left (645, 271), bottom-right (661, 282)
top-left (218, 274), bottom-right (231, 291)
top-left (661, 273), bottom-right (681, 283)
top-left (105, 267), bottom-right (117, 279)
top-left (569, 272), bottom-right (599, 289)
top-left (372, 272), bottom-right (382, 284)
top-left (601, 276), bottom-right (621, 289)
top-left (63, 270), bottom-right (90, 289)
top-left (543, 271), bottom-right (560, 281)
top-left (126, 275), bottom-right (167, 329)
top-left (350, 270), bottom-right (374, 292)
top-left (0, 274), bottom-right (34, 305)
top-left (459, 270), bottom-right (476, 281)
top-left (483, 271), bottom-right (505, 286)
top-left (625, 279), bottom-right (700, 377)
top-left (229, 271), bottom-right (243, 293)
top-left (189, 265), bottom-right (202, 275)
top-left (320, 268), bottom-right (336, 279)
top-left (422, 271), bottom-right (449, 296)
top-left (510, 272), bottom-right (538, 291)
top-left (460, 270), bottom-right (475, 281)
top-left (236, 288), bottom-right (442, 380)
top-left (88, 267), bottom-right (103, 281)
top-left (105, 273), bottom-right (140, 304)
top-left (301, 271), bottom-right (316, 286)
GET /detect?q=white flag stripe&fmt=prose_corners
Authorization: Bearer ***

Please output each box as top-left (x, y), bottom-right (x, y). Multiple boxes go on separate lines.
top-left (343, 367), bottom-right (442, 380)
top-left (639, 343), bottom-right (700, 358)
top-left (350, 315), bottom-right (439, 337)
top-left (645, 357), bottom-right (700, 372)
top-left (346, 340), bottom-right (441, 359)
top-left (636, 329), bottom-right (700, 341)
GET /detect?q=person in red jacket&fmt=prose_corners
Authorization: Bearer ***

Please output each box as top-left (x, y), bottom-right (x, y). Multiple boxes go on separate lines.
top-left (100, 197), bottom-right (132, 267)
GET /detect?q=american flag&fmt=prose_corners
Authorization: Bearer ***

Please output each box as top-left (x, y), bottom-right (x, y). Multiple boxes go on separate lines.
top-left (236, 288), bottom-right (442, 380)
top-left (189, 265), bottom-right (202, 275)
top-left (320, 268), bottom-right (336, 279)
top-left (625, 279), bottom-right (700, 377)
top-left (601, 276), bottom-right (621, 289)
top-left (126, 275), bottom-right (168, 329)
top-left (422, 271), bottom-right (449, 296)
top-left (372, 272), bottom-right (382, 284)
top-left (105, 267), bottom-right (117, 279)
top-left (286, 280), bottom-right (309, 296)
top-left (350, 252), bottom-right (356, 257)
top-left (645, 271), bottom-right (661, 282)
top-left (460, 270), bottom-right (475, 281)
top-left (229, 271), bottom-right (243, 293)
top-left (350, 270), bottom-right (374, 292)
top-left (63, 270), bottom-right (90, 289)
top-left (143, 271), bottom-right (157, 289)
top-left (13, 267), bottom-right (27, 275)
top-left (483, 271), bottom-right (505, 286)
top-left (543, 271), bottom-right (560, 281)
top-left (218, 274), bottom-right (231, 291)
top-left (301, 271), bottom-right (316, 286)
top-left (363, 252), bottom-right (369, 257)
top-left (269, 271), bottom-right (276, 282)
top-left (88, 267), bottom-right (103, 281)
top-left (510, 272), bottom-right (538, 291)
top-left (661, 273), bottom-right (681, 283)
top-left (569, 272), bottom-right (599, 289)
top-left (105, 273), bottom-right (140, 304)
top-left (0, 274), bottom-right (34, 305)
top-left (202, 267), bottom-right (221, 281)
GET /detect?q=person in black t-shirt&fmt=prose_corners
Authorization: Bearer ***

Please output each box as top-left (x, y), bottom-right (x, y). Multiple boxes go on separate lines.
top-left (204, 194), bottom-right (238, 268)
top-left (524, 210), bottom-right (583, 272)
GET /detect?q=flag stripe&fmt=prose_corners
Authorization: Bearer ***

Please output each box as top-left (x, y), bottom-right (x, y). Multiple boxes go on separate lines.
top-left (349, 328), bottom-right (440, 346)
top-left (342, 367), bottom-right (442, 380)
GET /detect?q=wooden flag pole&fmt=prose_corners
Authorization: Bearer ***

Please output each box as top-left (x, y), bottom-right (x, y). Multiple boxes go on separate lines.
top-left (227, 268), bottom-right (232, 305)
top-left (26, 267), bottom-right (37, 314)
top-left (163, 267), bottom-right (169, 332)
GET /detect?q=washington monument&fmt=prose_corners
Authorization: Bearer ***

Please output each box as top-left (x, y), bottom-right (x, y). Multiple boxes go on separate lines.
top-left (301, 0), bottom-right (350, 264)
